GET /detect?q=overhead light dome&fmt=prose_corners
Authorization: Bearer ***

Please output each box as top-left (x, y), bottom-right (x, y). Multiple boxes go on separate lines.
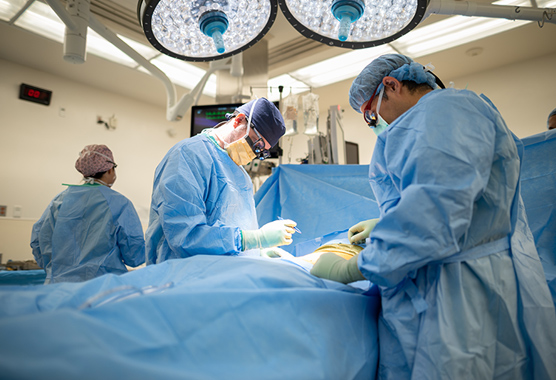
top-left (278, 0), bottom-right (429, 49)
top-left (138, 0), bottom-right (279, 61)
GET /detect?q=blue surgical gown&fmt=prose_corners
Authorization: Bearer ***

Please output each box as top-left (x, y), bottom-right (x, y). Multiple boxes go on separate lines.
top-left (145, 133), bottom-right (259, 265)
top-left (359, 89), bottom-right (556, 379)
top-left (31, 184), bottom-right (145, 284)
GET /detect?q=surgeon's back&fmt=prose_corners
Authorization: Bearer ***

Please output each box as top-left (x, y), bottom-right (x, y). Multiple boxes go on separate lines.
top-left (31, 184), bottom-right (145, 284)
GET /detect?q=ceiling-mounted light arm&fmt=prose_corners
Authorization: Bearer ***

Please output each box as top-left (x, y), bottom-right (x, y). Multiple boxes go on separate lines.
top-left (166, 59), bottom-right (231, 121)
top-left (230, 53), bottom-right (244, 77)
top-left (44, 0), bottom-right (78, 30)
top-left (9, 0), bottom-right (37, 25)
top-left (45, 0), bottom-right (90, 63)
top-left (88, 14), bottom-right (177, 113)
top-left (44, 0), bottom-right (235, 121)
top-left (89, 14), bottom-right (233, 121)
top-left (47, 0), bottom-right (173, 90)
top-left (426, 0), bottom-right (556, 25)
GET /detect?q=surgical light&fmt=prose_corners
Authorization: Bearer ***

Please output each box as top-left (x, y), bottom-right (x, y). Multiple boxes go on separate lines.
top-left (279, 0), bottom-right (428, 49)
top-left (137, 0), bottom-right (555, 62)
top-left (137, 0), bottom-right (279, 62)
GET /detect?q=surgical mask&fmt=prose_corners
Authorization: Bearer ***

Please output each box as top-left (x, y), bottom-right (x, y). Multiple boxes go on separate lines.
top-left (225, 98), bottom-right (261, 166)
top-left (372, 114), bottom-right (389, 136)
top-left (225, 137), bottom-right (257, 166)
top-left (83, 177), bottom-right (113, 188)
top-left (96, 178), bottom-right (113, 188)
top-left (369, 87), bottom-right (389, 136)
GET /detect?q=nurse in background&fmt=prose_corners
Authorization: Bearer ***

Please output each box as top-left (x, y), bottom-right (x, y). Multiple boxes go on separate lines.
top-left (311, 54), bottom-right (556, 379)
top-left (31, 144), bottom-right (145, 284)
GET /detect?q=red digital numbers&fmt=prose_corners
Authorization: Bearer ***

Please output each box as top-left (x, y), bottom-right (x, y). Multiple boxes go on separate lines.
top-left (27, 89), bottom-right (41, 98)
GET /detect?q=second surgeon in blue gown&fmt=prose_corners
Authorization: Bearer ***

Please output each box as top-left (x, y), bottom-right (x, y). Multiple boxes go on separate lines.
top-left (311, 54), bottom-right (556, 379)
top-left (146, 98), bottom-right (298, 265)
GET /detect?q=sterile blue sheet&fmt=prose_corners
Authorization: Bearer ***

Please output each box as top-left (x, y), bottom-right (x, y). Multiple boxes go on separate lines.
top-left (255, 164), bottom-right (380, 252)
top-left (0, 256), bottom-right (379, 380)
top-left (0, 269), bottom-right (46, 286)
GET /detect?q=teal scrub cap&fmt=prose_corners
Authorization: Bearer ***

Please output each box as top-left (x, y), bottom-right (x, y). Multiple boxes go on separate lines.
top-left (349, 54), bottom-right (439, 113)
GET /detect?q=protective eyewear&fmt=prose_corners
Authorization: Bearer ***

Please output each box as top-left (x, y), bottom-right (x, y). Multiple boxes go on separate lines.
top-left (246, 127), bottom-right (271, 160)
top-left (363, 86), bottom-right (379, 127)
top-left (108, 160), bottom-right (118, 169)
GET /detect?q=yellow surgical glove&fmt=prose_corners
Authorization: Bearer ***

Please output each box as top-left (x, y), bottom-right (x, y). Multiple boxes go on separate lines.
top-left (310, 252), bottom-right (365, 284)
top-left (348, 218), bottom-right (379, 244)
top-left (242, 219), bottom-right (297, 250)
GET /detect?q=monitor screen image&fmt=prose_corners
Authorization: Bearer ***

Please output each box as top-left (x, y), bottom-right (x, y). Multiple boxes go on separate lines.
top-left (190, 103), bottom-right (241, 137)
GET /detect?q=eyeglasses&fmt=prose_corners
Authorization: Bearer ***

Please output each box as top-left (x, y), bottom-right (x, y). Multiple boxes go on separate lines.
top-left (108, 161), bottom-right (118, 169)
top-left (247, 127), bottom-right (271, 160)
top-left (363, 86), bottom-right (379, 127)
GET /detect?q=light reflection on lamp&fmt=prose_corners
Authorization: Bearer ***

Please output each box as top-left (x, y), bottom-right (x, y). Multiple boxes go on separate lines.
top-left (137, 0), bottom-right (279, 61)
top-left (278, 0), bottom-right (429, 49)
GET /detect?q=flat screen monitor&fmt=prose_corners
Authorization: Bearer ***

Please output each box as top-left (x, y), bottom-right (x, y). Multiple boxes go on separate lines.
top-left (345, 141), bottom-right (359, 164)
top-left (190, 102), bottom-right (282, 158)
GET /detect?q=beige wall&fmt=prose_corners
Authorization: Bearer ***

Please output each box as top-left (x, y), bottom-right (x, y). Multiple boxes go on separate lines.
top-left (0, 219), bottom-right (36, 264)
top-left (1, 52), bottom-right (555, 263)
top-left (0, 58), bottom-right (184, 262)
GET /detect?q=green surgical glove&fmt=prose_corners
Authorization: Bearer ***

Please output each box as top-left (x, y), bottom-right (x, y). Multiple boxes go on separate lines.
top-left (242, 219), bottom-right (297, 250)
top-left (348, 218), bottom-right (379, 244)
top-left (310, 253), bottom-right (365, 284)
top-left (260, 247), bottom-right (295, 259)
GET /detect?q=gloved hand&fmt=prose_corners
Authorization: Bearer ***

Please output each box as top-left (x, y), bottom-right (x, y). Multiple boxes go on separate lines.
top-left (242, 219), bottom-right (297, 250)
top-left (348, 218), bottom-right (379, 244)
top-left (310, 253), bottom-right (365, 284)
top-left (260, 247), bottom-right (295, 259)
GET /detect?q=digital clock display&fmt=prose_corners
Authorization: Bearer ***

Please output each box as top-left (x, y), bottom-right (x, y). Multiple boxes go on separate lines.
top-left (19, 83), bottom-right (52, 106)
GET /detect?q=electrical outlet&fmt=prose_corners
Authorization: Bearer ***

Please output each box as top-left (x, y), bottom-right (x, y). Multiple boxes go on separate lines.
top-left (109, 115), bottom-right (118, 129)
top-left (0, 205), bottom-right (6, 217)
top-left (13, 205), bottom-right (22, 218)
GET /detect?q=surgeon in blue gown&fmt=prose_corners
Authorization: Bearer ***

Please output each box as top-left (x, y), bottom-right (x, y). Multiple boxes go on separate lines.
top-left (146, 98), bottom-right (297, 265)
top-left (31, 144), bottom-right (145, 284)
top-left (311, 54), bottom-right (556, 379)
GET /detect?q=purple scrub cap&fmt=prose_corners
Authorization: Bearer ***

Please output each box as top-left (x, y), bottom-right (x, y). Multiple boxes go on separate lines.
top-left (75, 144), bottom-right (116, 177)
